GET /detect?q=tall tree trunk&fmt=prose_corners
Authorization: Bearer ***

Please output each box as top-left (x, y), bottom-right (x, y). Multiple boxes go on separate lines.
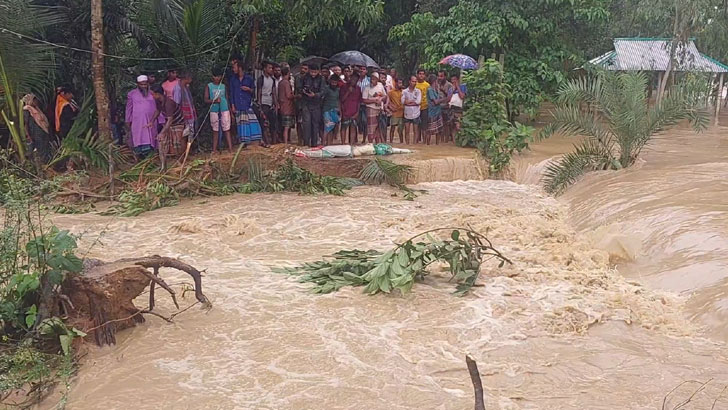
top-left (657, 40), bottom-right (678, 103)
top-left (246, 16), bottom-right (260, 69)
top-left (91, 0), bottom-right (111, 141)
top-left (658, 0), bottom-right (681, 103)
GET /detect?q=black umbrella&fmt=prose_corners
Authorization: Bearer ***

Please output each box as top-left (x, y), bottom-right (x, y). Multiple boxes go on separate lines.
top-left (330, 51), bottom-right (379, 68)
top-left (299, 55), bottom-right (329, 67)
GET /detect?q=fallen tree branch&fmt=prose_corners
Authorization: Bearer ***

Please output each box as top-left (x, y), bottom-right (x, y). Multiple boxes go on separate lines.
top-left (138, 267), bottom-right (179, 309)
top-left (126, 256), bottom-right (209, 306)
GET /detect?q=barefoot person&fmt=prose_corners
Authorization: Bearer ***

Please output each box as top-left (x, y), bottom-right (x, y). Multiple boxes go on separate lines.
top-left (151, 85), bottom-right (185, 169)
top-left (415, 69), bottom-right (430, 143)
top-left (340, 72), bottom-right (362, 145)
top-left (125, 75), bottom-right (159, 159)
top-left (277, 66), bottom-right (295, 145)
top-left (449, 74), bottom-right (467, 137)
top-left (362, 72), bottom-right (387, 143)
top-left (229, 61), bottom-right (262, 146)
top-left (426, 74), bottom-right (445, 145)
top-left (401, 75), bottom-right (421, 145)
top-left (387, 77), bottom-right (405, 143)
top-left (322, 74), bottom-right (341, 146)
top-left (204, 67), bottom-right (233, 153)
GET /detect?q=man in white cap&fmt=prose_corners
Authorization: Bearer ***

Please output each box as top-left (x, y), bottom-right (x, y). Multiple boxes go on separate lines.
top-left (125, 75), bottom-right (160, 159)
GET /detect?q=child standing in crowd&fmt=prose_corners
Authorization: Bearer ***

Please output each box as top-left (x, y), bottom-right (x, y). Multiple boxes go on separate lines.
top-left (204, 67), bottom-right (233, 154)
top-left (322, 74), bottom-right (341, 146)
top-left (387, 77), bottom-right (404, 143)
top-left (340, 72), bottom-right (362, 145)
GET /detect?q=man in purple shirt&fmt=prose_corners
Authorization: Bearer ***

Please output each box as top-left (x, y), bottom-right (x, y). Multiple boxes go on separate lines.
top-left (125, 75), bottom-right (160, 159)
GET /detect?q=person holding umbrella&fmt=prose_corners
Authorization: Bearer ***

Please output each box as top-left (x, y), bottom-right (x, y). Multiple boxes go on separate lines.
top-left (449, 73), bottom-right (467, 136)
top-left (438, 54), bottom-right (477, 141)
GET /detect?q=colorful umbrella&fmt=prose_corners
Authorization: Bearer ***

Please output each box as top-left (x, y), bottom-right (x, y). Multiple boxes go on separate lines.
top-left (439, 54), bottom-right (478, 70)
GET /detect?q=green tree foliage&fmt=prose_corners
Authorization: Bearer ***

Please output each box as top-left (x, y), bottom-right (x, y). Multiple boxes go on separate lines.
top-left (456, 61), bottom-right (534, 173)
top-left (541, 71), bottom-right (710, 194)
top-left (389, 0), bottom-right (611, 117)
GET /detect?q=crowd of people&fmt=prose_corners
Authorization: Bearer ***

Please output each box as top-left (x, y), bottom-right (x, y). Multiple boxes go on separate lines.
top-left (124, 56), bottom-right (467, 165)
top-left (18, 54), bottom-right (468, 168)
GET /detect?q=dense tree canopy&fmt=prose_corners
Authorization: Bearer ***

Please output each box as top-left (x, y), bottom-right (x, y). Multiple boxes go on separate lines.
top-left (0, 0), bottom-right (726, 144)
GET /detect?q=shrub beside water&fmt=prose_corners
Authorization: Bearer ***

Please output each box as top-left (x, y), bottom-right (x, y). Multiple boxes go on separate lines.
top-left (457, 60), bottom-right (534, 174)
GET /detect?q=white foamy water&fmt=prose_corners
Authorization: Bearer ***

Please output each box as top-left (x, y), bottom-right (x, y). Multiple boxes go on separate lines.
top-left (46, 173), bottom-right (728, 409)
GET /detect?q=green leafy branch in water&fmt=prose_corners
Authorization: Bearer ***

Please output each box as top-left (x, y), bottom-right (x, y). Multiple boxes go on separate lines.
top-left (275, 228), bottom-right (511, 296)
top-left (358, 157), bottom-right (424, 200)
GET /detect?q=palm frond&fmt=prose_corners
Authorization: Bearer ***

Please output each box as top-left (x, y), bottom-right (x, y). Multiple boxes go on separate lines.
top-left (0, 0), bottom-right (63, 96)
top-left (358, 158), bottom-right (413, 186)
top-left (544, 70), bottom-right (707, 193)
top-left (547, 104), bottom-right (613, 145)
top-left (48, 130), bottom-right (131, 172)
top-left (542, 139), bottom-right (615, 195)
top-left (556, 74), bottom-right (604, 107)
top-left (646, 79), bottom-right (711, 137)
top-left (65, 92), bottom-right (95, 141)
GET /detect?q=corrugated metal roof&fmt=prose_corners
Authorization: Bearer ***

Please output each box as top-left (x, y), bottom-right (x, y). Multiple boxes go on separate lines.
top-left (587, 38), bottom-right (728, 73)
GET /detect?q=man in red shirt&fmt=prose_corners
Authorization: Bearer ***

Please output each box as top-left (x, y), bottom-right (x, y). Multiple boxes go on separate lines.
top-left (339, 72), bottom-right (362, 145)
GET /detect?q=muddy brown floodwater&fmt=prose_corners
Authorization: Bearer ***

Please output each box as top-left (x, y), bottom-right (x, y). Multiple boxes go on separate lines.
top-left (46, 127), bottom-right (728, 409)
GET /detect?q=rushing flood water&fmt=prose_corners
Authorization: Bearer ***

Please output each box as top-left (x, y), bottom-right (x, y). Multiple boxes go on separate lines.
top-left (45, 128), bottom-right (728, 409)
top-left (553, 127), bottom-right (728, 341)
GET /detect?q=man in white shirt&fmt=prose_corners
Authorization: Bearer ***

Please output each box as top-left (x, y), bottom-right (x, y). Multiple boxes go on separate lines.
top-left (401, 75), bottom-right (422, 144)
top-left (362, 73), bottom-right (387, 143)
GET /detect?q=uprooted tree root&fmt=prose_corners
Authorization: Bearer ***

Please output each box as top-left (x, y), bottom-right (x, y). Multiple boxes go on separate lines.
top-left (62, 256), bottom-right (211, 346)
